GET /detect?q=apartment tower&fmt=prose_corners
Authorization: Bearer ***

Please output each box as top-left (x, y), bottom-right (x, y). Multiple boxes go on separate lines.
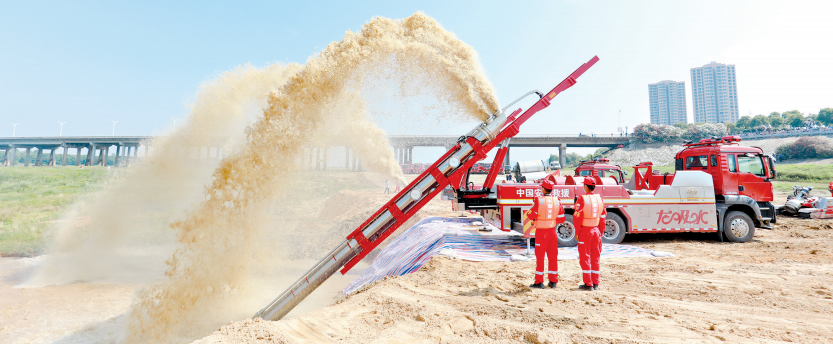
top-left (648, 80), bottom-right (688, 125)
top-left (690, 62), bottom-right (738, 123)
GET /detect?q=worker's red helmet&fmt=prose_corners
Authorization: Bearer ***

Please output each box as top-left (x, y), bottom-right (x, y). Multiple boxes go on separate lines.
top-left (541, 179), bottom-right (555, 191)
top-left (583, 176), bottom-right (597, 186)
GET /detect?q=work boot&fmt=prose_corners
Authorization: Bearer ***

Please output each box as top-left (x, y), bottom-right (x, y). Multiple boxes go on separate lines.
top-left (593, 284), bottom-right (600, 291)
top-left (529, 283), bottom-right (545, 289)
top-left (547, 281), bottom-right (557, 289)
top-left (578, 284), bottom-right (594, 291)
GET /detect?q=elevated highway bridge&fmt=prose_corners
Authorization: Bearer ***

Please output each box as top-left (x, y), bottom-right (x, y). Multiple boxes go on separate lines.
top-left (1, 135), bottom-right (631, 168)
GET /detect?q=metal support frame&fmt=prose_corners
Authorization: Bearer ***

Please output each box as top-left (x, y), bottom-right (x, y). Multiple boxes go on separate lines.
top-left (254, 56), bottom-right (600, 321)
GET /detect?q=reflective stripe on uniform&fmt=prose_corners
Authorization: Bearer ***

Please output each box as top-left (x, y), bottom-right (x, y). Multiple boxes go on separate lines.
top-left (591, 270), bottom-right (600, 274)
top-left (582, 270), bottom-right (592, 274)
top-left (578, 242), bottom-right (584, 244)
top-left (557, 215), bottom-right (565, 218)
top-left (548, 271), bottom-right (558, 274)
top-left (535, 244), bottom-right (540, 246)
top-left (535, 271), bottom-right (544, 275)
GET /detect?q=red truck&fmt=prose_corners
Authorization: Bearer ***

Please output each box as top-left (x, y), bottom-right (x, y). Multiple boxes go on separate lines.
top-left (574, 158), bottom-right (626, 184)
top-left (453, 136), bottom-right (776, 246)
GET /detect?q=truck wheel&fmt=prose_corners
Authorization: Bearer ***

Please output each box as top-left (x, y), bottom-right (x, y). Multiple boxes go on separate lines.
top-left (602, 212), bottom-right (626, 244)
top-left (556, 214), bottom-right (578, 247)
top-left (723, 211), bottom-right (755, 243)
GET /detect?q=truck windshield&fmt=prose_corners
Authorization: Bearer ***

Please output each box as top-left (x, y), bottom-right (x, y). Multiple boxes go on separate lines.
top-left (737, 155), bottom-right (765, 176)
top-left (602, 169), bottom-right (620, 182)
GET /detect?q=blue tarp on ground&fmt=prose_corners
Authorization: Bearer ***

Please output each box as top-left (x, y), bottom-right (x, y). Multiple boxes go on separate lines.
top-left (343, 216), bottom-right (669, 295)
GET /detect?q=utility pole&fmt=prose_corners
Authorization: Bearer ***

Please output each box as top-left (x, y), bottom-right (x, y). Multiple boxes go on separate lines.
top-left (111, 120), bottom-right (118, 136)
top-left (12, 123), bottom-right (19, 137)
top-left (58, 121), bottom-right (66, 136)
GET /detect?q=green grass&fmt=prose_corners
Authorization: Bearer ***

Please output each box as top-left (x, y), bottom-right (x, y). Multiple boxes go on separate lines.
top-left (773, 164), bottom-right (833, 183)
top-left (0, 167), bottom-right (110, 256)
top-left (772, 181), bottom-right (829, 195)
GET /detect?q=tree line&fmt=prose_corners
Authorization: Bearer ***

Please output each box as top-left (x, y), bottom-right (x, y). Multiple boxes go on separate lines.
top-left (728, 108), bottom-right (833, 133)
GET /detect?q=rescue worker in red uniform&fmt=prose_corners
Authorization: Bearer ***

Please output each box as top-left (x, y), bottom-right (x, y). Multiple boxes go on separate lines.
top-left (527, 179), bottom-right (565, 289)
top-left (574, 176), bottom-right (606, 291)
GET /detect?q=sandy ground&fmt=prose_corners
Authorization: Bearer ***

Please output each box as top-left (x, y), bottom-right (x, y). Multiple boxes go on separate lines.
top-left (196, 196), bottom-right (833, 343)
top-left (0, 257), bottom-right (135, 343)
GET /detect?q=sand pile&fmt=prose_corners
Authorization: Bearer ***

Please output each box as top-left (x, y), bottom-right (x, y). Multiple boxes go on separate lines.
top-left (117, 12), bottom-right (499, 343)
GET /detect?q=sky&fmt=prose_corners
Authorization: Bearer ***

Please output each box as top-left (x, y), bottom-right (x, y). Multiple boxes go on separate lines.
top-left (1, 0), bottom-right (832, 163)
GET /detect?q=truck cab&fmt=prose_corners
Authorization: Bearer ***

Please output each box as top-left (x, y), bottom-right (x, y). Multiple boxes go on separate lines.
top-left (574, 158), bottom-right (626, 184)
top-left (675, 135), bottom-right (777, 228)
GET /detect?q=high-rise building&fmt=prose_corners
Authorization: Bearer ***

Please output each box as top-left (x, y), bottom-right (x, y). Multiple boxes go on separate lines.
top-left (648, 80), bottom-right (688, 125)
top-left (690, 62), bottom-right (738, 123)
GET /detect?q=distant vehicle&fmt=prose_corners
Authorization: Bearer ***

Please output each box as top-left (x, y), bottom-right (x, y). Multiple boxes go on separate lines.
top-left (411, 163), bottom-right (426, 174)
top-left (549, 161), bottom-right (561, 170)
top-left (512, 160), bottom-right (547, 182)
top-left (574, 158), bottom-right (625, 184)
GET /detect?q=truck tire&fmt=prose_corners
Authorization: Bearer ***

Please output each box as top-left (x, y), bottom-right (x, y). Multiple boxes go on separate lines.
top-left (602, 212), bottom-right (626, 244)
top-left (556, 214), bottom-right (578, 247)
top-left (723, 211), bottom-right (755, 243)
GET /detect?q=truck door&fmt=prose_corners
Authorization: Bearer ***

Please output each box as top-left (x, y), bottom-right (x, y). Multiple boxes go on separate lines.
top-left (737, 154), bottom-right (772, 202)
top-left (723, 154), bottom-right (739, 196)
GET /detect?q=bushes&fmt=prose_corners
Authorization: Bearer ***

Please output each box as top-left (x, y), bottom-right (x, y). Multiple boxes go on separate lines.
top-left (775, 136), bottom-right (833, 160)
top-left (633, 123), bottom-right (727, 144)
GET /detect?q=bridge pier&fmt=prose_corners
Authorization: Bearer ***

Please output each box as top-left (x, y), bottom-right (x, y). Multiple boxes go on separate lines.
top-left (62, 146), bottom-right (68, 166)
top-left (48, 148), bottom-right (56, 166)
top-left (323, 147), bottom-right (328, 171)
top-left (2, 148), bottom-right (11, 166)
top-left (35, 148), bottom-right (43, 166)
top-left (559, 143), bottom-right (567, 168)
top-left (99, 146), bottom-right (107, 166)
top-left (9, 148), bottom-right (17, 166)
top-left (114, 145), bottom-right (121, 167)
top-left (86, 144), bottom-right (94, 166)
top-left (24, 148), bottom-right (32, 167)
top-left (316, 147), bottom-right (323, 171)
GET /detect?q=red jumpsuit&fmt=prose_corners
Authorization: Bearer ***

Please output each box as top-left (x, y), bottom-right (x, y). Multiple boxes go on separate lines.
top-left (574, 193), bottom-right (606, 287)
top-left (527, 193), bottom-right (565, 284)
